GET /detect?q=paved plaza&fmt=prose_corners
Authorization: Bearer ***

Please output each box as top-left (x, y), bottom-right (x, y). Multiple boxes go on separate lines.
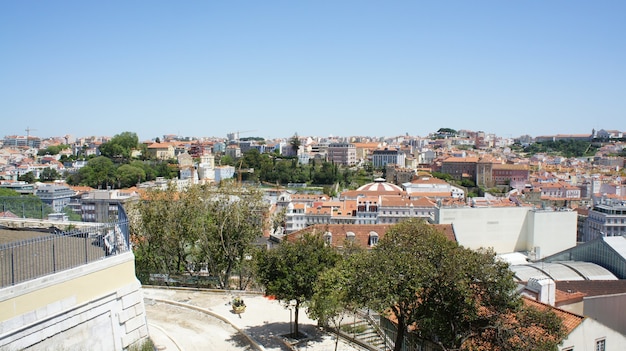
top-left (143, 287), bottom-right (366, 351)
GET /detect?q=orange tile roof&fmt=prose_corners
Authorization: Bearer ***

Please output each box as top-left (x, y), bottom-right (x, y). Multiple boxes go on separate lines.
top-left (492, 164), bottom-right (529, 170)
top-left (409, 175), bottom-right (449, 185)
top-left (305, 206), bottom-right (332, 215)
top-left (284, 222), bottom-right (456, 247)
top-left (522, 297), bottom-right (584, 335)
top-left (443, 156), bottom-right (479, 163)
top-left (352, 142), bottom-right (381, 149)
top-left (68, 185), bottom-right (95, 193)
top-left (147, 142), bottom-right (175, 149)
top-left (380, 196), bottom-right (436, 207)
top-left (408, 191), bottom-right (455, 198)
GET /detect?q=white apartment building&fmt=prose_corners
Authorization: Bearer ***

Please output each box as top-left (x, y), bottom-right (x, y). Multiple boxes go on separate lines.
top-left (584, 196), bottom-right (626, 241)
top-left (371, 148), bottom-right (405, 169)
top-left (327, 143), bottom-right (356, 166)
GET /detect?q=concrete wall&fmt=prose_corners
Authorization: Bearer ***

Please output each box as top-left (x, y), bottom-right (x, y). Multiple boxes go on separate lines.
top-left (0, 252), bottom-right (148, 351)
top-left (438, 207), bottom-right (530, 253)
top-left (559, 317), bottom-right (626, 351)
top-left (583, 293), bottom-right (626, 337)
top-left (527, 210), bottom-right (577, 260)
top-left (437, 207), bottom-right (577, 258)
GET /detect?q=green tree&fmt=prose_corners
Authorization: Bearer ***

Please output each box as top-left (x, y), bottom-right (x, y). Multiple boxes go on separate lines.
top-left (130, 183), bottom-right (198, 277)
top-left (18, 171), bottom-right (36, 184)
top-left (37, 144), bottom-right (69, 156)
top-left (130, 183), bottom-right (267, 290)
top-left (437, 127), bottom-right (457, 135)
top-left (193, 183), bottom-right (267, 289)
top-left (0, 188), bottom-right (20, 197)
top-left (79, 156), bottom-right (117, 189)
top-left (460, 178), bottom-right (476, 188)
top-left (116, 164), bottom-right (146, 188)
top-left (130, 160), bottom-right (157, 181)
top-left (431, 171), bottom-right (453, 182)
top-left (0, 194), bottom-right (53, 219)
top-left (256, 233), bottom-right (340, 337)
top-left (39, 167), bottom-right (61, 182)
top-left (309, 248), bottom-right (366, 351)
top-left (349, 219), bottom-right (564, 351)
top-left (523, 140), bottom-right (597, 158)
top-left (99, 131), bottom-right (139, 161)
top-left (289, 133), bottom-right (301, 155)
top-left (220, 154), bottom-right (235, 166)
top-left (63, 206), bottom-right (82, 221)
top-left (154, 161), bottom-right (178, 179)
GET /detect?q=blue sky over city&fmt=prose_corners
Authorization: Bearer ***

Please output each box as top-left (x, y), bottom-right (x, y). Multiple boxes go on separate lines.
top-left (1, 1), bottom-right (625, 141)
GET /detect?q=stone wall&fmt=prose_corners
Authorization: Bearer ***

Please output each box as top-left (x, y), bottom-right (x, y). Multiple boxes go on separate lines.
top-left (0, 252), bottom-right (149, 350)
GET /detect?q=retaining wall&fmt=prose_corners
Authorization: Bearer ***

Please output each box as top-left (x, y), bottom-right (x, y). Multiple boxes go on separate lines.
top-left (0, 252), bottom-right (148, 350)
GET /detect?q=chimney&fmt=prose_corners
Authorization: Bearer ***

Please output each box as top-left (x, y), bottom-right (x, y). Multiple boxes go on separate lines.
top-left (527, 276), bottom-right (556, 306)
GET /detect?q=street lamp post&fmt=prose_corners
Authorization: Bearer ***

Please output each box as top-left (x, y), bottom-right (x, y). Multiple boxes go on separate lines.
top-left (288, 300), bottom-right (296, 337)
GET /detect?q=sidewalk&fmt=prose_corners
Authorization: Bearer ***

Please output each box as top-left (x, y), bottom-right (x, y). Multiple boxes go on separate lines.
top-left (143, 287), bottom-right (366, 351)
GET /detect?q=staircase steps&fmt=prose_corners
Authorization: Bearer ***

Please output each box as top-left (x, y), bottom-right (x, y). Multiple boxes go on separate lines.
top-left (342, 318), bottom-right (389, 350)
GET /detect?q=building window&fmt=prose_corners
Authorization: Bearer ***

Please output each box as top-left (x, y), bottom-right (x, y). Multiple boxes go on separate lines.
top-left (595, 338), bottom-right (606, 351)
top-left (346, 231), bottom-right (355, 242)
top-left (368, 232), bottom-right (379, 246)
top-left (324, 232), bottom-right (332, 245)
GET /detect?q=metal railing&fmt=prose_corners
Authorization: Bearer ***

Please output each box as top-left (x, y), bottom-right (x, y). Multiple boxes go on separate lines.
top-left (0, 219), bottom-right (130, 288)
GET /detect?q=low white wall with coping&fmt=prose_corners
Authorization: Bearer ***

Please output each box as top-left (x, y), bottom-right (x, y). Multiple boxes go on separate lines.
top-left (0, 252), bottom-right (149, 351)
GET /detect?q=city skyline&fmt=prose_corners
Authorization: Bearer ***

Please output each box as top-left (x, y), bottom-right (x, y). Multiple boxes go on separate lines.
top-left (2, 1), bottom-right (625, 141)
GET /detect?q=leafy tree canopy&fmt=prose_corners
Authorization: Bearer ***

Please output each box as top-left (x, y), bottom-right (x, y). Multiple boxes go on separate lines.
top-left (116, 164), bottom-right (146, 188)
top-left (99, 131), bottom-right (139, 160)
top-left (322, 219), bottom-right (565, 351)
top-left (431, 171), bottom-right (453, 182)
top-left (77, 156), bottom-right (117, 189)
top-left (437, 128), bottom-right (457, 135)
top-left (289, 133), bottom-right (301, 154)
top-left (130, 182), bottom-right (268, 290)
top-left (256, 233), bottom-right (340, 337)
top-left (39, 167), bottom-right (61, 182)
top-left (37, 144), bottom-right (69, 156)
top-left (18, 171), bottom-right (36, 184)
top-left (0, 188), bottom-right (20, 197)
top-left (524, 140), bottom-right (597, 158)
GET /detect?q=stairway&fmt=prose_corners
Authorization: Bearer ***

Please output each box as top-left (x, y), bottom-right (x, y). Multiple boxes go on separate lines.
top-left (341, 312), bottom-right (391, 351)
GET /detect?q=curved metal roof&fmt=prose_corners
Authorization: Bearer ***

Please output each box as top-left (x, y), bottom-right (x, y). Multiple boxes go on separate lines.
top-left (560, 261), bottom-right (618, 280)
top-left (510, 261), bottom-right (617, 281)
top-left (510, 265), bottom-right (547, 282)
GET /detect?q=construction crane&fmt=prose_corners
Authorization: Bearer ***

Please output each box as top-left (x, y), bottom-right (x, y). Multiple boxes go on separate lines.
top-left (25, 126), bottom-right (37, 139)
top-left (237, 159), bottom-right (254, 185)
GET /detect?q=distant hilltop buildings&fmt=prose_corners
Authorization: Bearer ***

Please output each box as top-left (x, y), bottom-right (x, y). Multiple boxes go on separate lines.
top-left (1, 126), bottom-right (626, 350)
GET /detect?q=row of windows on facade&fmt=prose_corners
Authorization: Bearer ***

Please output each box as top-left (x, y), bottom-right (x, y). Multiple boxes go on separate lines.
top-left (589, 215), bottom-right (626, 224)
top-left (323, 232), bottom-right (379, 246)
top-left (563, 338), bottom-right (606, 351)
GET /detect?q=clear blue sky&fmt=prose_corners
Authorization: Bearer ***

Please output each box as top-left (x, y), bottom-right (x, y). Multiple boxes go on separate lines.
top-left (1, 1), bottom-right (625, 141)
